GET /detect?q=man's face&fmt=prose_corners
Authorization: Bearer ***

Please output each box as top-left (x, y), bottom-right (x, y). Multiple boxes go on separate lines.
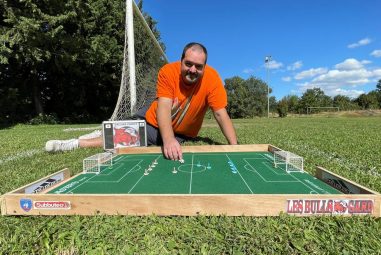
top-left (180, 48), bottom-right (206, 86)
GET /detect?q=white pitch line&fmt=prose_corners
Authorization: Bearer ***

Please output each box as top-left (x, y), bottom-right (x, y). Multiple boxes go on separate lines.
top-left (261, 161), bottom-right (322, 193)
top-left (127, 155), bottom-right (163, 193)
top-left (96, 159), bottom-right (143, 177)
top-left (128, 174), bottom-right (145, 194)
top-left (189, 154), bottom-right (194, 194)
top-left (244, 162), bottom-right (298, 183)
top-left (64, 174), bottom-right (99, 193)
top-left (261, 161), bottom-right (291, 176)
top-left (286, 173), bottom-right (322, 194)
top-left (89, 162), bottom-right (143, 183)
top-left (0, 149), bottom-right (42, 166)
top-left (225, 154), bottom-right (254, 194)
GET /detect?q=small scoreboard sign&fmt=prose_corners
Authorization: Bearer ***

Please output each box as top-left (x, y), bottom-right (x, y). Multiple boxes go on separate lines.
top-left (102, 120), bottom-right (147, 150)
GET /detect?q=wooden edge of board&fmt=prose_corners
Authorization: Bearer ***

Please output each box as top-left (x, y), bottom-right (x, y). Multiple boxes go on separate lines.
top-left (117, 144), bottom-right (272, 154)
top-left (315, 166), bottom-right (380, 195)
top-left (1, 168), bottom-right (70, 215)
top-left (2, 193), bottom-right (380, 217)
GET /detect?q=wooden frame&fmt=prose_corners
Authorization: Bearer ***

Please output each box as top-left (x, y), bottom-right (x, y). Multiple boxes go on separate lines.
top-left (1, 144), bottom-right (380, 216)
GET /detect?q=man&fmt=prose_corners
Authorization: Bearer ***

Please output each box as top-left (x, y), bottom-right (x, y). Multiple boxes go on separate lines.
top-left (46, 42), bottom-right (238, 160)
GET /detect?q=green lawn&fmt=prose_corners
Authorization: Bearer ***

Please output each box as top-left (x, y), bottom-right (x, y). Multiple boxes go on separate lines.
top-left (1, 117), bottom-right (381, 254)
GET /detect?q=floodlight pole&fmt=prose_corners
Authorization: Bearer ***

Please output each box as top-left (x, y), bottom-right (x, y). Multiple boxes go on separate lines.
top-left (265, 55), bottom-right (272, 118)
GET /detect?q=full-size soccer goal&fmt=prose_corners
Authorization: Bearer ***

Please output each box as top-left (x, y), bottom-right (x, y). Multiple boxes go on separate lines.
top-left (273, 150), bottom-right (304, 173)
top-left (110, 0), bottom-right (168, 120)
top-left (83, 152), bottom-right (114, 174)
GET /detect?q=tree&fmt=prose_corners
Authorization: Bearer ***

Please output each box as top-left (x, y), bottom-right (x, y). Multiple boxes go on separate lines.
top-left (375, 79), bottom-right (381, 108)
top-left (356, 93), bottom-right (378, 109)
top-left (298, 88), bottom-right (333, 113)
top-left (277, 98), bottom-right (288, 117)
top-left (225, 76), bottom-right (249, 118)
top-left (225, 76), bottom-right (270, 118)
top-left (0, 0), bottom-right (164, 125)
top-left (333, 95), bottom-right (359, 111)
top-left (377, 79), bottom-right (381, 92)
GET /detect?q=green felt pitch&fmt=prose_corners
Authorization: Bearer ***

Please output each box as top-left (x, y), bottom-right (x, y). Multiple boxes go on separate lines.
top-left (48, 152), bottom-right (341, 195)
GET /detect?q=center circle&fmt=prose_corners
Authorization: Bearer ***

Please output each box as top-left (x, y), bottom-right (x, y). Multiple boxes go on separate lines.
top-left (178, 164), bottom-right (207, 174)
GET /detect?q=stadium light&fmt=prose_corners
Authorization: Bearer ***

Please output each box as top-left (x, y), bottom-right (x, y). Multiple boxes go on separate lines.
top-left (265, 55), bottom-right (272, 118)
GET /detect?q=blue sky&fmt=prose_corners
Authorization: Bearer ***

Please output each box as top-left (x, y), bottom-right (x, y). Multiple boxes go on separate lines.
top-left (142, 0), bottom-right (381, 100)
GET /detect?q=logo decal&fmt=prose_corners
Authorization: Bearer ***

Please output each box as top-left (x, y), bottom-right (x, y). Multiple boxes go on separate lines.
top-left (34, 201), bottom-right (71, 210)
top-left (286, 199), bottom-right (374, 215)
top-left (20, 199), bottom-right (33, 212)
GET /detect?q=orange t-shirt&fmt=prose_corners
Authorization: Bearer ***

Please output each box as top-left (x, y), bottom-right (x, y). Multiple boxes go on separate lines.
top-left (145, 61), bottom-right (227, 137)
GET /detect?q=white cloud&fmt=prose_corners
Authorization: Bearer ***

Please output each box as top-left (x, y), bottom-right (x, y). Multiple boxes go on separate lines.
top-left (287, 61), bottom-right (303, 71)
top-left (348, 38), bottom-right (372, 48)
top-left (371, 50), bottom-right (381, 57)
top-left (335, 58), bottom-right (367, 70)
top-left (294, 68), bottom-right (328, 80)
top-left (265, 60), bottom-right (283, 69)
top-left (282, 76), bottom-right (291, 82)
top-left (296, 63), bottom-right (381, 98)
top-left (332, 88), bottom-right (365, 98)
top-left (242, 68), bottom-right (255, 74)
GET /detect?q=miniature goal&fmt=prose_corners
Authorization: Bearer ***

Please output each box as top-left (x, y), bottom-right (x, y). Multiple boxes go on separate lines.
top-left (273, 150), bottom-right (304, 173)
top-left (83, 152), bottom-right (113, 174)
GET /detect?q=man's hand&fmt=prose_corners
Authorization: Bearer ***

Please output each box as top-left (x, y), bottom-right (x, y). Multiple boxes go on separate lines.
top-left (163, 136), bottom-right (183, 161)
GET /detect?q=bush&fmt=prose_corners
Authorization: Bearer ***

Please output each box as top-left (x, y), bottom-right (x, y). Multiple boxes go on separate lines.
top-left (29, 113), bottom-right (58, 125)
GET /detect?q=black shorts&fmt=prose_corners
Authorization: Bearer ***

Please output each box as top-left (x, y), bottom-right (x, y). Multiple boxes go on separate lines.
top-left (133, 104), bottom-right (193, 146)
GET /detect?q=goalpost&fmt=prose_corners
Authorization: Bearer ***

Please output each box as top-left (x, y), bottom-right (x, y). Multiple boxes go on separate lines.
top-left (83, 152), bottom-right (114, 174)
top-left (110, 0), bottom-right (168, 120)
top-left (273, 150), bottom-right (304, 173)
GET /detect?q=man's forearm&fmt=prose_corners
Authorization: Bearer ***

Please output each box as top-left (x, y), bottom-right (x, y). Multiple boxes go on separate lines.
top-left (156, 97), bottom-right (182, 160)
top-left (156, 100), bottom-right (175, 141)
top-left (213, 108), bottom-right (238, 145)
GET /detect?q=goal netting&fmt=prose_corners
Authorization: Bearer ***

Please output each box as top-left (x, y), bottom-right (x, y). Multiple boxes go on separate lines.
top-left (83, 152), bottom-right (114, 174)
top-left (110, 0), bottom-right (168, 120)
top-left (273, 150), bottom-right (304, 173)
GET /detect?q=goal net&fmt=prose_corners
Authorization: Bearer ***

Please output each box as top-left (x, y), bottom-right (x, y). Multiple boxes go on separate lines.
top-left (83, 152), bottom-right (114, 174)
top-left (110, 0), bottom-right (168, 120)
top-left (273, 150), bottom-right (304, 173)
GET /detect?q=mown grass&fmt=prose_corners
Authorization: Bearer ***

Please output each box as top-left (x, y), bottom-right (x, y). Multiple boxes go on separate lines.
top-left (1, 117), bottom-right (381, 254)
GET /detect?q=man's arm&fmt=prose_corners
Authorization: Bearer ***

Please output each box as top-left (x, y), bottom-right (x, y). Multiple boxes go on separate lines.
top-left (156, 97), bottom-right (183, 160)
top-left (213, 108), bottom-right (238, 145)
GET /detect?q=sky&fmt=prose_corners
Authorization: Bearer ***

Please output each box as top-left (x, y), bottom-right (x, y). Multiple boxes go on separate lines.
top-left (141, 0), bottom-right (381, 100)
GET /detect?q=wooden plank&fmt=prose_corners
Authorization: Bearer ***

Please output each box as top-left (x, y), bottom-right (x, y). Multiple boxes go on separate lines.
top-left (2, 193), bottom-right (380, 216)
top-left (117, 144), bottom-right (271, 154)
top-left (1, 168), bottom-right (71, 215)
top-left (315, 166), bottom-right (379, 195)
top-left (4, 168), bottom-right (70, 194)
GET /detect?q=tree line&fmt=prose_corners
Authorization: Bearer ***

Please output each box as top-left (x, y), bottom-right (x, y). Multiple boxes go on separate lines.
top-left (225, 77), bottom-right (381, 118)
top-left (0, 0), bottom-right (162, 126)
top-left (1, 0), bottom-right (381, 126)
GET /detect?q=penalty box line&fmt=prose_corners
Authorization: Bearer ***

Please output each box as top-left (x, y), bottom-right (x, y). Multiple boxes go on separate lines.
top-left (225, 154), bottom-right (254, 194)
top-left (244, 160), bottom-right (298, 183)
top-left (261, 161), bottom-right (326, 194)
top-left (128, 155), bottom-right (162, 194)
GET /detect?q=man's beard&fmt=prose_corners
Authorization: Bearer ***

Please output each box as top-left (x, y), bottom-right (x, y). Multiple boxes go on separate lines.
top-left (184, 72), bottom-right (199, 85)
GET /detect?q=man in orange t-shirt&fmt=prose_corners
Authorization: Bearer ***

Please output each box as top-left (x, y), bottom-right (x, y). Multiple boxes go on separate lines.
top-left (140, 42), bottom-right (237, 160)
top-left (45, 42), bottom-right (237, 157)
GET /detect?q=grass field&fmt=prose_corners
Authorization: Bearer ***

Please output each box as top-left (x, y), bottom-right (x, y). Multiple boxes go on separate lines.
top-left (1, 116), bottom-right (381, 254)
